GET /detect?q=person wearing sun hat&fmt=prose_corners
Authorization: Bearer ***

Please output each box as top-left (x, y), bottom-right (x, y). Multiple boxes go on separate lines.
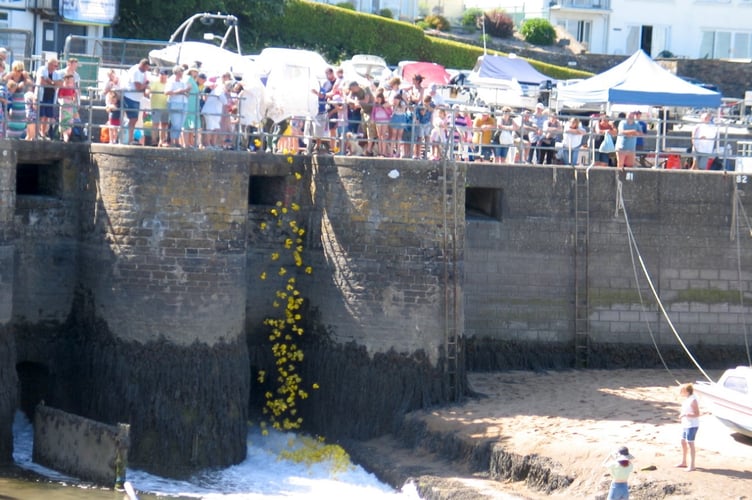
top-left (602, 445), bottom-right (634, 500)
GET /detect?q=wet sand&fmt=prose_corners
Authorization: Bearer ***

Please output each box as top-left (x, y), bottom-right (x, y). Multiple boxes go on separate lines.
top-left (354, 369), bottom-right (752, 499)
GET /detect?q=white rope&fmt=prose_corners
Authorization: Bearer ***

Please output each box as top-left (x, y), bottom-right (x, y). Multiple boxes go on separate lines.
top-left (733, 189), bottom-right (752, 366)
top-left (617, 179), bottom-right (714, 383)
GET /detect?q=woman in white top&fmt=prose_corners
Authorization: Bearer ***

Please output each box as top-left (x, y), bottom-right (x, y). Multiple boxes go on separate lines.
top-left (164, 66), bottom-right (189, 146)
top-left (562, 117), bottom-right (587, 165)
top-left (677, 383), bottom-right (700, 471)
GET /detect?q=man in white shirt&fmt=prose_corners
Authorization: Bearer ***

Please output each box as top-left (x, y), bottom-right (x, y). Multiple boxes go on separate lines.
top-left (122, 58), bottom-right (150, 145)
top-left (36, 57), bottom-right (62, 139)
top-left (691, 112), bottom-right (717, 170)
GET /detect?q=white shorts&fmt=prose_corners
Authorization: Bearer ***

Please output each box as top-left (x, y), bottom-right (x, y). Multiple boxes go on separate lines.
top-left (310, 113), bottom-right (328, 138)
top-left (204, 114), bottom-right (221, 131)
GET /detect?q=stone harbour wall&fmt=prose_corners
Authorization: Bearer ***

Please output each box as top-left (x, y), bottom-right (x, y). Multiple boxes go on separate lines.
top-left (3, 139), bottom-right (752, 477)
top-left (464, 165), bottom-right (752, 370)
top-left (0, 147), bottom-right (16, 463)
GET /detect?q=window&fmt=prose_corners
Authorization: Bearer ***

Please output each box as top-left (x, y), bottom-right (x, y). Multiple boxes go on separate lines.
top-left (733, 33), bottom-right (750, 58)
top-left (466, 188), bottom-right (502, 221)
top-left (699, 30), bottom-right (750, 58)
top-left (716, 31), bottom-right (732, 57)
top-left (723, 375), bottom-right (748, 395)
top-left (0, 11), bottom-right (8, 47)
top-left (576, 20), bottom-right (592, 47)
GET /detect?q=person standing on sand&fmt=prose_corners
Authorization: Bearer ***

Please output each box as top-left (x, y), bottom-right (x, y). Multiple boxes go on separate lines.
top-left (603, 446), bottom-right (634, 500)
top-left (677, 382), bottom-right (700, 471)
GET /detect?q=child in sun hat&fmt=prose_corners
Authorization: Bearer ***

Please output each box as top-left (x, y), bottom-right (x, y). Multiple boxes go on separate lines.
top-left (603, 445), bottom-right (634, 500)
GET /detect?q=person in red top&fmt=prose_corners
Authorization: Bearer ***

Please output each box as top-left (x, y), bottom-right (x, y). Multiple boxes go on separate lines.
top-left (57, 74), bottom-right (78, 142)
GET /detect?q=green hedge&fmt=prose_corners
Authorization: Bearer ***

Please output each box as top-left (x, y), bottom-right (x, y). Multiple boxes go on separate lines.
top-left (255, 0), bottom-right (590, 80)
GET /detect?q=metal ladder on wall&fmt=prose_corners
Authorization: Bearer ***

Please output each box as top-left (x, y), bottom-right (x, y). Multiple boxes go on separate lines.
top-left (443, 161), bottom-right (461, 402)
top-left (574, 169), bottom-right (590, 368)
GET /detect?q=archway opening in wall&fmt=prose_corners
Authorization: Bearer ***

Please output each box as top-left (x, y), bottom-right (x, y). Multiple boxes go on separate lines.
top-left (16, 162), bottom-right (62, 197)
top-left (16, 361), bottom-right (51, 421)
top-left (249, 175), bottom-right (286, 206)
top-left (466, 187), bottom-right (502, 221)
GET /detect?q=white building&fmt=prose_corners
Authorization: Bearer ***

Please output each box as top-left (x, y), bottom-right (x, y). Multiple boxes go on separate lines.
top-left (465, 0), bottom-right (752, 60)
top-left (0, 0), bottom-right (111, 64)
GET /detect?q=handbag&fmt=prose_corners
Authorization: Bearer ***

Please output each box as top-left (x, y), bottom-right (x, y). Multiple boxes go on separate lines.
top-left (493, 129), bottom-right (514, 146)
top-left (708, 156), bottom-right (723, 170)
top-left (598, 132), bottom-right (615, 153)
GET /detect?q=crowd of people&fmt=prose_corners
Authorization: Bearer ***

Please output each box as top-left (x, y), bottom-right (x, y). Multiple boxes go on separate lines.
top-left (300, 66), bottom-right (663, 166)
top-left (0, 52), bottom-right (84, 142)
top-left (98, 58), bottom-right (248, 149)
top-left (0, 49), bottom-right (723, 169)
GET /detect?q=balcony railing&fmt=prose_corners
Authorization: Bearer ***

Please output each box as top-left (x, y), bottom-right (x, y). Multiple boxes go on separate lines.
top-left (551, 0), bottom-right (611, 9)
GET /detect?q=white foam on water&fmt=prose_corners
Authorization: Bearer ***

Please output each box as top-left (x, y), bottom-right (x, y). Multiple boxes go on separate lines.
top-left (12, 411), bottom-right (418, 499)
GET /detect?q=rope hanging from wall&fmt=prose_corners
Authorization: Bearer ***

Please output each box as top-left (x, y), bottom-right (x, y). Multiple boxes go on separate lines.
top-left (616, 178), bottom-right (714, 385)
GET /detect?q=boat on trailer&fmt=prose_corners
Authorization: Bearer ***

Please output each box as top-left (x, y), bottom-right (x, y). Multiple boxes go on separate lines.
top-left (694, 365), bottom-right (752, 438)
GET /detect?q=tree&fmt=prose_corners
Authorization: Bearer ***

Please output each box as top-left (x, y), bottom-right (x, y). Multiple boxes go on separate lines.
top-left (461, 8), bottom-right (483, 30)
top-left (520, 18), bottom-right (556, 46)
top-left (483, 9), bottom-right (514, 39)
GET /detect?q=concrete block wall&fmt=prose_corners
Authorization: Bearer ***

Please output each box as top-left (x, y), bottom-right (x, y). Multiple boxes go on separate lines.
top-left (465, 164), bottom-right (752, 369)
top-left (465, 165), bottom-right (574, 345)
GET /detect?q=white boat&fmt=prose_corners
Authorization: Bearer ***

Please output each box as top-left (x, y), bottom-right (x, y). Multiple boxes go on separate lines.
top-left (694, 365), bottom-right (752, 438)
top-left (148, 13), bottom-right (260, 79)
top-left (340, 54), bottom-right (392, 87)
top-left (465, 54), bottom-right (552, 110)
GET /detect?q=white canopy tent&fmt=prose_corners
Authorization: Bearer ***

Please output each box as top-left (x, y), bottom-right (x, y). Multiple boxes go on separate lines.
top-left (556, 50), bottom-right (721, 109)
top-left (555, 50), bottom-right (722, 167)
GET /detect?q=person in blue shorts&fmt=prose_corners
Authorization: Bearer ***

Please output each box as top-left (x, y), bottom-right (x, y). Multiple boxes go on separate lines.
top-left (677, 383), bottom-right (700, 471)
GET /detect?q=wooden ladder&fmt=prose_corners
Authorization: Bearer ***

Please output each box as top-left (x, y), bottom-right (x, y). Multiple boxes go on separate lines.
top-left (574, 169), bottom-right (590, 368)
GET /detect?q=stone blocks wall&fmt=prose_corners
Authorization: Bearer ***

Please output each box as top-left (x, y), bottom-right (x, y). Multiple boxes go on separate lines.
top-left (465, 164), bottom-right (752, 369)
top-left (13, 146), bottom-right (84, 325)
top-left (33, 404), bottom-right (129, 486)
top-left (78, 146), bottom-right (250, 473)
top-left (7, 142), bottom-right (251, 476)
top-left (85, 147), bottom-right (249, 347)
top-left (305, 158), bottom-right (465, 365)
top-left (246, 157), bottom-right (466, 440)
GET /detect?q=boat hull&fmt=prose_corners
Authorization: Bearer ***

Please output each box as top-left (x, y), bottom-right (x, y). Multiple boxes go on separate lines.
top-left (694, 366), bottom-right (752, 439)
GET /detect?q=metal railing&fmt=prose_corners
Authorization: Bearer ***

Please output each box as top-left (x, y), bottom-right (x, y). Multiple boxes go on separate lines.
top-left (552, 0), bottom-right (611, 9)
top-left (4, 91), bottom-right (752, 171)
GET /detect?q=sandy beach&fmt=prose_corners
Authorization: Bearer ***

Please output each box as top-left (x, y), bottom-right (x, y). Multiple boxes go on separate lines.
top-left (354, 369), bottom-right (752, 499)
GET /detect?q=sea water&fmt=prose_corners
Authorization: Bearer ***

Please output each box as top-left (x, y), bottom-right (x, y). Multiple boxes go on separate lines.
top-left (6, 411), bottom-right (419, 499)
